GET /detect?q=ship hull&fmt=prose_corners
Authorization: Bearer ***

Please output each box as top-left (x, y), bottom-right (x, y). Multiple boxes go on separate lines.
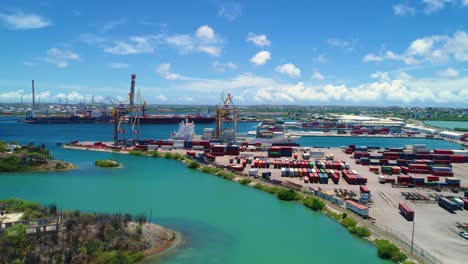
top-left (138, 117), bottom-right (215, 124)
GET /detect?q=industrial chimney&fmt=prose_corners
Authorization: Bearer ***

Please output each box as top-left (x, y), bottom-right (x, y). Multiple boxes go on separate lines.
top-left (32, 80), bottom-right (36, 110)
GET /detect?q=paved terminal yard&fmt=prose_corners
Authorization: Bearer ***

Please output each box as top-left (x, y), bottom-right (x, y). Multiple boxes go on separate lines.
top-left (212, 147), bottom-right (468, 264)
top-left (66, 141), bottom-right (468, 264)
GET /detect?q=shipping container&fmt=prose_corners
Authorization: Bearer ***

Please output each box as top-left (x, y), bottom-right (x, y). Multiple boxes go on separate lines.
top-left (346, 200), bottom-right (369, 217)
top-left (438, 197), bottom-right (458, 212)
top-left (399, 203), bottom-right (414, 221)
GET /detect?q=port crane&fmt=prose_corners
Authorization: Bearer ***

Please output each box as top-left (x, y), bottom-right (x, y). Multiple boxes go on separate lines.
top-left (107, 74), bottom-right (143, 144)
top-left (214, 92), bottom-right (238, 143)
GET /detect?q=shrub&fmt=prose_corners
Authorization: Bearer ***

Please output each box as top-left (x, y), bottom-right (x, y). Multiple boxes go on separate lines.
top-left (128, 150), bottom-right (144, 156)
top-left (134, 213), bottom-right (147, 225)
top-left (223, 173), bottom-right (236, 180)
top-left (164, 152), bottom-right (173, 159)
top-left (374, 239), bottom-right (407, 262)
top-left (341, 217), bottom-right (357, 229)
top-left (349, 226), bottom-right (372, 237)
top-left (239, 178), bottom-right (252, 185)
top-left (187, 161), bottom-right (201, 169)
top-left (173, 153), bottom-right (182, 160)
top-left (303, 197), bottom-right (325, 211)
top-left (150, 150), bottom-right (161, 158)
top-left (95, 160), bottom-right (120, 168)
top-left (342, 212), bottom-right (348, 219)
top-left (276, 189), bottom-right (301, 201)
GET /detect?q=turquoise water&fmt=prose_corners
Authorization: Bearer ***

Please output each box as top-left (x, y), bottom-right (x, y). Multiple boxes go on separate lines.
top-left (0, 121), bottom-right (395, 263)
top-left (0, 146), bottom-right (388, 264)
top-left (423, 120), bottom-right (468, 130)
top-left (0, 119), bottom-right (463, 150)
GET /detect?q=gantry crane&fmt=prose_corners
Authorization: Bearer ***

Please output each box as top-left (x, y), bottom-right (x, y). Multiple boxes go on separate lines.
top-left (214, 92), bottom-right (238, 143)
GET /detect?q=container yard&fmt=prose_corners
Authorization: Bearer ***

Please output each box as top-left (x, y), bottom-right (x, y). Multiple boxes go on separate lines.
top-left (64, 137), bottom-right (468, 264)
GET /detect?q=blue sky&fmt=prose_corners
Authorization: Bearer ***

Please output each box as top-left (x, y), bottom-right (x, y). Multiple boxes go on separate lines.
top-left (0, 0), bottom-right (467, 106)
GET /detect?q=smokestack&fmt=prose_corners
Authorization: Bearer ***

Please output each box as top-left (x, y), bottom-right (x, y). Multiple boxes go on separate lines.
top-left (32, 80), bottom-right (36, 110)
top-left (130, 74), bottom-right (136, 107)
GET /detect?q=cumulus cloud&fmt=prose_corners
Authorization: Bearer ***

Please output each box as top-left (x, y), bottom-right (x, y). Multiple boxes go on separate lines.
top-left (393, 4), bottom-right (416, 15)
top-left (212, 61), bottom-right (237, 72)
top-left (0, 11), bottom-right (50, 30)
top-left (41, 48), bottom-right (80, 68)
top-left (165, 25), bottom-right (222, 57)
top-left (156, 63), bottom-right (182, 80)
top-left (109, 63), bottom-right (129, 69)
top-left (364, 30), bottom-right (468, 65)
top-left (275, 64), bottom-right (301, 78)
top-left (246, 33), bottom-right (271, 47)
top-left (438, 68), bottom-right (459, 78)
top-left (311, 70), bottom-right (325, 80)
top-left (196, 25), bottom-right (215, 40)
top-left (250, 51), bottom-right (271, 65)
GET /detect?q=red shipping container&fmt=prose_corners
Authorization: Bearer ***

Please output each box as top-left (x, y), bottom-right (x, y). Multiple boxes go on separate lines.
top-left (399, 203), bottom-right (414, 221)
top-left (360, 185), bottom-right (370, 193)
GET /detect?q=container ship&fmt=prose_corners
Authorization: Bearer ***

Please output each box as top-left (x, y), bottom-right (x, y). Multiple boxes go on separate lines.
top-left (137, 114), bottom-right (215, 124)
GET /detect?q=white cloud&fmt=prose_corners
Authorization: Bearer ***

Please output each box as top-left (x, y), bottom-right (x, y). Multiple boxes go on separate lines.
top-left (156, 63), bottom-right (182, 80)
top-left (212, 61), bottom-right (237, 72)
top-left (104, 36), bottom-right (157, 55)
top-left (363, 54), bottom-right (384, 62)
top-left (327, 38), bottom-right (356, 50)
top-left (109, 63), bottom-right (129, 69)
top-left (311, 70), bottom-right (325, 80)
top-left (218, 3), bottom-right (242, 21)
top-left (0, 11), bottom-right (50, 30)
top-left (41, 48), bottom-right (80, 68)
top-left (246, 33), bottom-right (271, 47)
top-left (315, 54), bottom-right (328, 63)
top-left (155, 94), bottom-right (168, 102)
top-left (165, 25), bottom-right (222, 56)
top-left (423, 0), bottom-right (451, 13)
top-left (393, 4), bottom-right (416, 15)
top-left (198, 45), bottom-right (221, 56)
top-left (464, 0), bottom-right (468, 6)
top-left (438, 68), bottom-right (459, 78)
top-left (276, 63), bottom-right (301, 78)
top-left (250, 51), bottom-right (271, 65)
top-left (196, 25), bottom-right (215, 40)
top-left (364, 30), bottom-right (468, 65)
top-left (101, 19), bottom-right (126, 33)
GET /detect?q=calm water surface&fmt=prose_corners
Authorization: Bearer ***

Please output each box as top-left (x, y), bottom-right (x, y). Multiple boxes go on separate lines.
top-left (0, 119), bottom-right (461, 263)
top-left (423, 120), bottom-right (468, 130)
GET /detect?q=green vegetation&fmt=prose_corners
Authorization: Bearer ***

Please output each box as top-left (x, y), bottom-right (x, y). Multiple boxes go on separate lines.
top-left (276, 189), bottom-right (302, 201)
top-left (323, 208), bottom-right (343, 221)
top-left (187, 160), bottom-right (201, 169)
top-left (95, 159), bottom-right (120, 168)
top-left (0, 142), bottom-right (55, 172)
top-left (349, 226), bottom-right (371, 238)
top-left (374, 239), bottom-right (407, 262)
top-left (128, 150), bottom-right (144, 156)
top-left (164, 152), bottom-right (174, 159)
top-left (150, 150), bottom-right (161, 158)
top-left (239, 178), bottom-right (252, 185)
top-left (454, 127), bottom-right (468, 132)
top-left (172, 153), bottom-right (182, 160)
top-left (253, 183), bottom-right (281, 194)
top-left (303, 197), bottom-right (325, 211)
top-left (340, 217), bottom-right (357, 229)
top-left (0, 198), bottom-right (170, 264)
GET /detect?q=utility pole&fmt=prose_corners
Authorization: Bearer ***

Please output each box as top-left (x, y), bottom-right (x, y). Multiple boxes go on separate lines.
top-left (411, 188), bottom-right (416, 253)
